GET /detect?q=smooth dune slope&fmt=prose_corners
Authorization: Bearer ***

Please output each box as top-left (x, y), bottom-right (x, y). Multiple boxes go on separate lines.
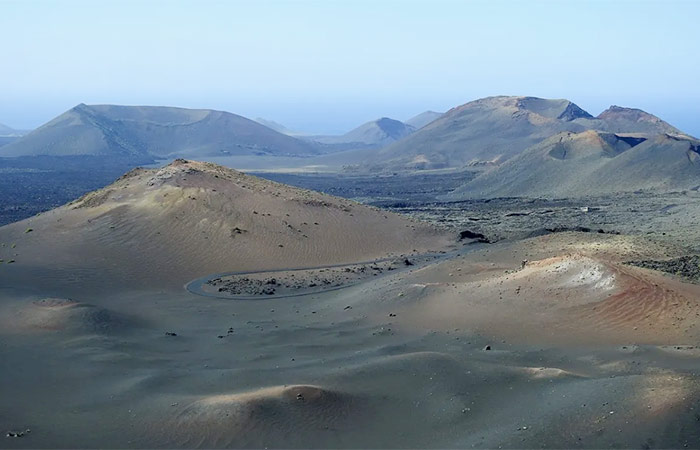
top-left (3, 194), bottom-right (700, 448)
top-left (0, 159), bottom-right (452, 287)
top-left (375, 231), bottom-right (700, 345)
top-left (0, 104), bottom-right (318, 159)
top-left (446, 131), bottom-right (700, 199)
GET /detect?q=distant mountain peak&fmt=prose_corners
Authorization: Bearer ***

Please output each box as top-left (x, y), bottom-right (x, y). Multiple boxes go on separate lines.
top-left (359, 95), bottom-right (697, 172)
top-left (557, 101), bottom-right (594, 121)
top-left (254, 117), bottom-right (307, 136)
top-left (305, 117), bottom-right (415, 148)
top-left (513, 96), bottom-right (593, 121)
top-left (374, 117), bottom-right (413, 139)
top-left (598, 105), bottom-right (659, 121)
top-left (0, 122), bottom-right (20, 136)
top-left (597, 105), bottom-right (689, 137)
top-left (0, 104), bottom-right (318, 159)
top-left (447, 96), bottom-right (593, 122)
top-left (405, 111), bottom-right (444, 129)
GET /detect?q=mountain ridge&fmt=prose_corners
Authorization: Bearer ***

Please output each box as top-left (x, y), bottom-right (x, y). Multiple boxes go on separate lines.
top-left (444, 130), bottom-right (700, 199)
top-left (254, 117), bottom-right (307, 136)
top-left (0, 122), bottom-right (21, 136)
top-left (405, 111), bottom-right (444, 129)
top-left (0, 104), bottom-right (319, 159)
top-left (357, 96), bottom-right (691, 171)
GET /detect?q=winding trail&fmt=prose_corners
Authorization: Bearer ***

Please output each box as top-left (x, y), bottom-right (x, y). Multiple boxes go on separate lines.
top-left (185, 248), bottom-right (471, 300)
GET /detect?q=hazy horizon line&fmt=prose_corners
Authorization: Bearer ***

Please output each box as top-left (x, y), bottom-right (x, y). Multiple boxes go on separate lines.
top-left (3, 94), bottom-right (698, 138)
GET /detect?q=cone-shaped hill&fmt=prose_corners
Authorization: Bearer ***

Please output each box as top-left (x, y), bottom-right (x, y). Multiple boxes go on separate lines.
top-left (306, 117), bottom-right (415, 150)
top-left (0, 104), bottom-right (318, 160)
top-left (445, 130), bottom-right (700, 199)
top-left (358, 96), bottom-right (692, 171)
top-left (363, 96), bottom-right (592, 170)
top-left (592, 106), bottom-right (691, 137)
top-left (0, 160), bottom-right (452, 287)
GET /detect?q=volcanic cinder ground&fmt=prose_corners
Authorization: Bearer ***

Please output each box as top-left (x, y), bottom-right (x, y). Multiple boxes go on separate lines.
top-left (2, 160), bottom-right (700, 448)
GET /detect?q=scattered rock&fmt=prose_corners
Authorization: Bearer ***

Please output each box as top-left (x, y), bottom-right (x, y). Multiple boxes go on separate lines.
top-left (230, 227), bottom-right (247, 236)
top-left (459, 230), bottom-right (490, 243)
top-left (6, 429), bottom-right (29, 438)
top-left (542, 226), bottom-right (619, 235)
top-left (627, 255), bottom-right (700, 282)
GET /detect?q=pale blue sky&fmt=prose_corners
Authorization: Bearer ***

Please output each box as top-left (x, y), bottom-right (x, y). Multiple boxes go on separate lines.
top-left (1, 0), bottom-right (698, 135)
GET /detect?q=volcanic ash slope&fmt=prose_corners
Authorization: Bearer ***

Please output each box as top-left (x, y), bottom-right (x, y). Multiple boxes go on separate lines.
top-left (446, 131), bottom-right (700, 199)
top-left (0, 159), bottom-right (452, 287)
